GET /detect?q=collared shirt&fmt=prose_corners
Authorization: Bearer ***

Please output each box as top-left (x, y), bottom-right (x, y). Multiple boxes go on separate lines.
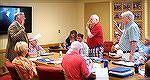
top-left (118, 21), bottom-right (140, 51)
top-left (87, 23), bottom-right (104, 48)
top-left (81, 42), bottom-right (89, 57)
top-left (29, 43), bottom-right (45, 57)
top-left (12, 56), bottom-right (37, 80)
top-left (62, 50), bottom-right (90, 80)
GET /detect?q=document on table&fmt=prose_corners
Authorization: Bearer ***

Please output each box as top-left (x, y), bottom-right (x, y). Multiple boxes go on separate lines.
top-left (28, 57), bottom-right (42, 61)
top-left (112, 61), bottom-right (135, 67)
top-left (40, 52), bottom-right (53, 56)
top-left (48, 61), bottom-right (62, 64)
top-left (91, 63), bottom-right (109, 80)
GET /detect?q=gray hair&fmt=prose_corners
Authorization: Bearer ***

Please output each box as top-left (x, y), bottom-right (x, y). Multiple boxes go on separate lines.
top-left (14, 12), bottom-right (25, 20)
top-left (14, 41), bottom-right (28, 55)
top-left (121, 11), bottom-right (134, 21)
top-left (70, 41), bottom-right (82, 52)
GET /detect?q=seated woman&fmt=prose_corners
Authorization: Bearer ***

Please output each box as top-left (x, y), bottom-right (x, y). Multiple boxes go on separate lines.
top-left (12, 41), bottom-right (37, 80)
top-left (28, 34), bottom-right (46, 57)
top-left (65, 30), bottom-right (77, 49)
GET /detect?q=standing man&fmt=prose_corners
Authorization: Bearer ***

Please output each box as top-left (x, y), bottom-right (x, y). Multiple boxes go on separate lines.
top-left (6, 12), bottom-right (28, 62)
top-left (86, 14), bottom-right (104, 57)
top-left (114, 11), bottom-right (140, 62)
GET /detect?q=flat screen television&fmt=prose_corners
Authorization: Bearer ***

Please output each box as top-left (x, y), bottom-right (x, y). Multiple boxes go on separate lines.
top-left (0, 6), bottom-right (32, 34)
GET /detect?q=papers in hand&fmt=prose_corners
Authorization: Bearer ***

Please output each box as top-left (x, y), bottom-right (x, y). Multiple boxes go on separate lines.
top-left (29, 33), bottom-right (41, 41)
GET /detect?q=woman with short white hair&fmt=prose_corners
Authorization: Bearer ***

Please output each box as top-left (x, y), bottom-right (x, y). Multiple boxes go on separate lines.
top-left (12, 41), bottom-right (37, 80)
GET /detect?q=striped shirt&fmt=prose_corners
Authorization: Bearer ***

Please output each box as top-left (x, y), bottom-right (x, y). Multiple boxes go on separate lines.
top-left (29, 43), bottom-right (45, 57)
top-left (118, 21), bottom-right (140, 51)
top-left (12, 56), bottom-right (37, 80)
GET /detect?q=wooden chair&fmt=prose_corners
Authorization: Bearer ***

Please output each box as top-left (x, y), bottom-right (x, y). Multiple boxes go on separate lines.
top-left (36, 66), bottom-right (65, 80)
top-left (4, 61), bottom-right (21, 80)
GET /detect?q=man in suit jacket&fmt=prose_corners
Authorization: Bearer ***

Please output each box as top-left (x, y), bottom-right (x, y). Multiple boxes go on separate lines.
top-left (6, 12), bottom-right (28, 62)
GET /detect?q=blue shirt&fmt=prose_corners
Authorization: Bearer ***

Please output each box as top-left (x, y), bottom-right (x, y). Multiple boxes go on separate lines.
top-left (118, 21), bottom-right (140, 51)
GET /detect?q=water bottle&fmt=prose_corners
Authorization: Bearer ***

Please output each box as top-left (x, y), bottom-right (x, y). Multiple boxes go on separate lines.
top-left (134, 64), bottom-right (139, 73)
top-left (59, 51), bottom-right (62, 58)
top-left (104, 60), bottom-right (108, 68)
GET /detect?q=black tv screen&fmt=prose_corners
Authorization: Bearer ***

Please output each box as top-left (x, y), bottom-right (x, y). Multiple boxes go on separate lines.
top-left (0, 6), bottom-right (32, 34)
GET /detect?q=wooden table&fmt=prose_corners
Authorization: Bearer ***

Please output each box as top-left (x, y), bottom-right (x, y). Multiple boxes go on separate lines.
top-left (48, 48), bottom-right (68, 53)
top-left (30, 52), bottom-right (146, 80)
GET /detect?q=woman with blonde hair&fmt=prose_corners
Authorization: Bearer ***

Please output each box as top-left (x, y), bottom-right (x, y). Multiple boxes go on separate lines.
top-left (12, 41), bottom-right (37, 80)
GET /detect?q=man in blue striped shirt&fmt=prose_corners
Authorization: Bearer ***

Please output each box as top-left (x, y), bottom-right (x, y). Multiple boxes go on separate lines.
top-left (114, 11), bottom-right (141, 62)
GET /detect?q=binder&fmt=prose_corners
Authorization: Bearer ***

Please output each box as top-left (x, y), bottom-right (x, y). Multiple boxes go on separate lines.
top-left (109, 67), bottom-right (134, 77)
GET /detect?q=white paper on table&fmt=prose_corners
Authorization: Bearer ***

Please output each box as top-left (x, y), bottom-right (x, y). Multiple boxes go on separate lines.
top-left (90, 63), bottom-right (108, 80)
top-left (96, 68), bottom-right (109, 80)
top-left (40, 52), bottom-right (53, 56)
top-left (28, 57), bottom-right (42, 61)
top-left (50, 61), bottom-right (62, 64)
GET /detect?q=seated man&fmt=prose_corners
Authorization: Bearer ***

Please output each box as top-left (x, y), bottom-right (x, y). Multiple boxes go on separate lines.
top-left (77, 33), bottom-right (89, 57)
top-left (62, 41), bottom-right (95, 80)
top-left (28, 34), bottom-right (46, 57)
top-left (12, 41), bottom-right (37, 80)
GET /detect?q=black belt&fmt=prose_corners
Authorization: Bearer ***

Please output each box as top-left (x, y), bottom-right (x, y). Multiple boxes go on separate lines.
top-left (123, 50), bottom-right (138, 53)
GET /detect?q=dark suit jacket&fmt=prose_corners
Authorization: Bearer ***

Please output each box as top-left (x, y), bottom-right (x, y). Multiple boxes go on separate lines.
top-left (6, 21), bottom-right (28, 61)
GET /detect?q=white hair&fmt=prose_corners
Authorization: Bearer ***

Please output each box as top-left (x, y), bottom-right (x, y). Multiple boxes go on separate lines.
top-left (70, 41), bottom-right (82, 51)
top-left (121, 11), bottom-right (134, 21)
top-left (14, 41), bottom-right (28, 55)
top-left (90, 14), bottom-right (99, 24)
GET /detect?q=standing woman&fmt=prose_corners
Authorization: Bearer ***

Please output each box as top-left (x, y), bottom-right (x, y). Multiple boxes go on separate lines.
top-left (86, 14), bottom-right (104, 57)
top-left (65, 30), bottom-right (77, 49)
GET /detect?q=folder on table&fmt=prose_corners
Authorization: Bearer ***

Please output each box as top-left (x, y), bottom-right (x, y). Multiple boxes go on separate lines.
top-left (109, 67), bottom-right (134, 77)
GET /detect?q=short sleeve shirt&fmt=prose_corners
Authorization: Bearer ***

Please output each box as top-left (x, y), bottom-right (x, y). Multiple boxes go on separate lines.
top-left (87, 23), bottom-right (104, 48)
top-left (62, 51), bottom-right (90, 80)
top-left (118, 21), bottom-right (140, 51)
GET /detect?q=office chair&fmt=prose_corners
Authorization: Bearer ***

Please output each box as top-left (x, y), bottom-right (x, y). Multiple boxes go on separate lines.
top-left (36, 66), bottom-right (65, 80)
top-left (4, 61), bottom-right (21, 80)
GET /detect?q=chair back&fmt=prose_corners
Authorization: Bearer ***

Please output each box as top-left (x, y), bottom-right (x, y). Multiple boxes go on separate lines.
top-left (103, 41), bottom-right (113, 53)
top-left (4, 61), bottom-right (21, 80)
top-left (36, 66), bottom-right (65, 80)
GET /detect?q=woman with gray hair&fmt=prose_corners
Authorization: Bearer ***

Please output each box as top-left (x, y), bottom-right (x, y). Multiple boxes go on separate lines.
top-left (114, 11), bottom-right (141, 62)
top-left (86, 14), bottom-right (104, 58)
top-left (12, 41), bottom-right (37, 80)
